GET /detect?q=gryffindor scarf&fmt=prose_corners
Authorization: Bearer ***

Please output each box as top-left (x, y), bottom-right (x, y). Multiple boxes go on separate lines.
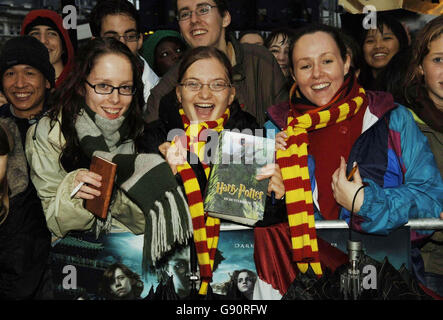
top-left (173, 107), bottom-right (230, 295)
top-left (276, 76), bottom-right (368, 276)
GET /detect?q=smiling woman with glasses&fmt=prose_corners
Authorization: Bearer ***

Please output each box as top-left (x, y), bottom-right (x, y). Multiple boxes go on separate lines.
top-left (174, 46), bottom-right (236, 122)
top-left (26, 37), bottom-right (192, 278)
top-left (85, 80), bottom-right (136, 96)
top-left (140, 46), bottom-right (286, 296)
top-left (179, 79), bottom-right (231, 92)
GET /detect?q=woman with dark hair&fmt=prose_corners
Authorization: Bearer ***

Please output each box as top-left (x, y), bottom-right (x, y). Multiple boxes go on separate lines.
top-left (225, 269), bottom-right (257, 300)
top-left (258, 23), bottom-right (443, 297)
top-left (264, 28), bottom-right (295, 80)
top-left (99, 263), bottom-right (144, 300)
top-left (358, 13), bottom-right (410, 91)
top-left (142, 46), bottom-right (286, 296)
top-left (403, 15), bottom-right (443, 297)
top-left (26, 38), bottom-right (192, 274)
top-left (222, 269), bottom-right (257, 300)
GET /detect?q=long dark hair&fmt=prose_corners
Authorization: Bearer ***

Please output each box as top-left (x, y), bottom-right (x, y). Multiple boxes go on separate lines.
top-left (47, 37), bottom-right (145, 172)
top-left (99, 262), bottom-right (144, 299)
top-left (358, 13), bottom-right (410, 90)
top-left (224, 269), bottom-right (257, 299)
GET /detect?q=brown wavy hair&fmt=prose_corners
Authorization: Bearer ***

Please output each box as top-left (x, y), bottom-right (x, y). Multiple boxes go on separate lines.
top-left (99, 262), bottom-right (144, 299)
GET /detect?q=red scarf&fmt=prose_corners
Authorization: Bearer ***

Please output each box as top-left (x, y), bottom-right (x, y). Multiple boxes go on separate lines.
top-left (174, 108), bottom-right (230, 295)
top-left (276, 76), bottom-right (368, 276)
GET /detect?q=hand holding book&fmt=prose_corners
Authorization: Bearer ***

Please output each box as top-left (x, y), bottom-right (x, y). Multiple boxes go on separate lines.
top-left (204, 131), bottom-right (276, 226)
top-left (71, 169), bottom-right (102, 200)
top-left (70, 156), bottom-right (117, 220)
top-left (158, 136), bottom-right (187, 175)
top-left (85, 156), bottom-right (117, 219)
top-left (255, 163), bottom-right (285, 200)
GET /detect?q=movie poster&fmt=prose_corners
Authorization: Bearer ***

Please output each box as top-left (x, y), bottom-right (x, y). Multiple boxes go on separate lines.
top-left (50, 224), bottom-right (256, 300)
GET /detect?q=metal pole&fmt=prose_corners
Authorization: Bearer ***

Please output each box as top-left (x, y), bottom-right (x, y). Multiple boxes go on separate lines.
top-left (221, 218), bottom-right (443, 231)
top-left (315, 219), bottom-right (443, 230)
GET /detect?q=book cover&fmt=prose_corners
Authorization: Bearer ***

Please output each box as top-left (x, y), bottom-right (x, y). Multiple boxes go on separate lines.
top-left (85, 156), bottom-right (117, 219)
top-left (204, 131), bottom-right (275, 226)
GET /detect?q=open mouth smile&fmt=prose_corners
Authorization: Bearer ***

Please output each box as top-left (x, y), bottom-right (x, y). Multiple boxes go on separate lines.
top-left (13, 92), bottom-right (32, 100)
top-left (372, 52), bottom-right (388, 59)
top-left (102, 107), bottom-right (122, 119)
top-left (311, 83), bottom-right (330, 90)
top-left (191, 29), bottom-right (207, 37)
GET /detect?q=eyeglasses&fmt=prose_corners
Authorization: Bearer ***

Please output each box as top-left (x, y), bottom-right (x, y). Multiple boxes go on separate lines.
top-left (103, 32), bottom-right (140, 42)
top-left (86, 80), bottom-right (136, 96)
top-left (177, 4), bottom-right (217, 21)
top-left (179, 79), bottom-right (231, 92)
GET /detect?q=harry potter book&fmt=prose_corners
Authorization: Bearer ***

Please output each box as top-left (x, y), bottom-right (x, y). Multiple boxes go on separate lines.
top-left (85, 156), bottom-right (117, 219)
top-left (204, 131), bottom-right (275, 226)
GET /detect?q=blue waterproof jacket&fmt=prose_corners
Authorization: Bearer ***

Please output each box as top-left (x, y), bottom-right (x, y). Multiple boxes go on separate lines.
top-left (265, 91), bottom-right (443, 235)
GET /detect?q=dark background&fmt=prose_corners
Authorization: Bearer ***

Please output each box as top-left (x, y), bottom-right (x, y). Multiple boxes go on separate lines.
top-left (0, 1), bottom-right (433, 51)
top-left (137, 0), bottom-right (322, 32)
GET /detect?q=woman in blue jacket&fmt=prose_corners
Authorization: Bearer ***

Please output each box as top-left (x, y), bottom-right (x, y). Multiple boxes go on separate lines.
top-left (257, 25), bottom-right (443, 296)
top-left (266, 24), bottom-right (443, 235)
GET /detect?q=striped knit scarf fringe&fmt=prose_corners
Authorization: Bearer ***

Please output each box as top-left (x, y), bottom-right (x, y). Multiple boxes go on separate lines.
top-left (75, 106), bottom-right (193, 274)
top-left (173, 107), bottom-right (230, 295)
top-left (276, 85), bottom-right (367, 276)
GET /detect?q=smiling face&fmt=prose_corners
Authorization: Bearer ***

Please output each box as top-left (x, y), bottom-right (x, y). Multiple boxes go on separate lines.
top-left (28, 25), bottom-right (64, 66)
top-left (110, 268), bottom-right (133, 299)
top-left (177, 0), bottom-right (231, 51)
top-left (421, 35), bottom-right (443, 111)
top-left (291, 31), bottom-right (350, 107)
top-left (176, 57), bottom-right (235, 122)
top-left (2, 64), bottom-right (50, 119)
top-left (100, 14), bottom-right (142, 55)
top-left (363, 25), bottom-right (400, 75)
top-left (84, 53), bottom-right (133, 120)
top-left (268, 34), bottom-right (290, 77)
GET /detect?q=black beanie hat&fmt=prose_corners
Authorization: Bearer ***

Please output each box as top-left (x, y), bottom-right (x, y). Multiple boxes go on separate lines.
top-left (0, 35), bottom-right (55, 90)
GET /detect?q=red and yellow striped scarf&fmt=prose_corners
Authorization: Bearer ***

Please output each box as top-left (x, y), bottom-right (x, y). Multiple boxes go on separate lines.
top-left (276, 81), bottom-right (368, 276)
top-left (174, 108), bottom-right (230, 295)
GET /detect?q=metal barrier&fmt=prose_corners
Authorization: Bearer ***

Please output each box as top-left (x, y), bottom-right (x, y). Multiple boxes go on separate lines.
top-left (221, 218), bottom-right (443, 231)
top-left (315, 218), bottom-right (443, 230)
